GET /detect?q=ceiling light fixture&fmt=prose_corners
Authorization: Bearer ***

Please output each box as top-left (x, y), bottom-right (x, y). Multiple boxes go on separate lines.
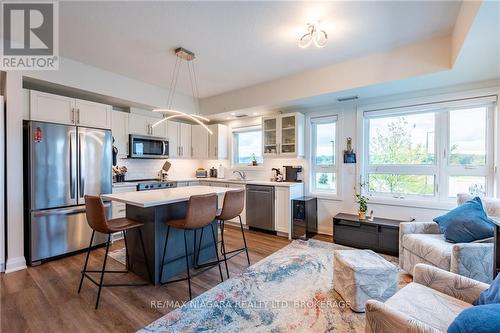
top-left (298, 21), bottom-right (327, 48)
top-left (152, 47), bottom-right (213, 135)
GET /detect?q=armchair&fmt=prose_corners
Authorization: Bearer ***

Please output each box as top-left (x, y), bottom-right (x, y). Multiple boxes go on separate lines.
top-left (399, 194), bottom-right (498, 283)
top-left (365, 264), bottom-right (489, 333)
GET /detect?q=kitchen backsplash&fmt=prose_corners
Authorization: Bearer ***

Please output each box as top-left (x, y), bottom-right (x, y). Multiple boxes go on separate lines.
top-left (117, 158), bottom-right (206, 181)
top-left (116, 157), bottom-right (308, 182)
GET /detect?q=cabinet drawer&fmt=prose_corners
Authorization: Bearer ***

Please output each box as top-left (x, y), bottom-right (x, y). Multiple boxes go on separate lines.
top-left (334, 224), bottom-right (378, 248)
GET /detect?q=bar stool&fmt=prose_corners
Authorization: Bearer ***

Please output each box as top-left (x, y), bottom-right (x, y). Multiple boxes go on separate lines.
top-left (216, 189), bottom-right (250, 278)
top-left (159, 193), bottom-right (223, 300)
top-left (78, 195), bottom-right (151, 309)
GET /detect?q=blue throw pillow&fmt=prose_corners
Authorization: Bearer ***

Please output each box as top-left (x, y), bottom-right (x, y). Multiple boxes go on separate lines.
top-left (474, 274), bottom-right (500, 305)
top-left (447, 304), bottom-right (500, 333)
top-left (433, 197), bottom-right (494, 243)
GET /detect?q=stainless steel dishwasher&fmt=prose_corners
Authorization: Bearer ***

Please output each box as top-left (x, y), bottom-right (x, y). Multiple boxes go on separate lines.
top-left (246, 185), bottom-right (275, 232)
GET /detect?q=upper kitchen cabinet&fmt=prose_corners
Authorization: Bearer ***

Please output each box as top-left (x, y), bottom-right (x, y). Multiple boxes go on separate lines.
top-left (191, 125), bottom-right (209, 158)
top-left (128, 111), bottom-right (166, 138)
top-left (30, 90), bottom-right (111, 129)
top-left (262, 112), bottom-right (304, 158)
top-left (208, 124), bottom-right (228, 159)
top-left (166, 121), bottom-right (191, 158)
top-left (111, 110), bottom-right (129, 157)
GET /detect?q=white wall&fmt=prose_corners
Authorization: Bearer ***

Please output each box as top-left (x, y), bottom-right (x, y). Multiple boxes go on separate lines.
top-left (0, 96), bottom-right (5, 272)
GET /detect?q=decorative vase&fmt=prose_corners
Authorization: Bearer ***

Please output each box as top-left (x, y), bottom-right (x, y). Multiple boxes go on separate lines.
top-left (358, 211), bottom-right (366, 220)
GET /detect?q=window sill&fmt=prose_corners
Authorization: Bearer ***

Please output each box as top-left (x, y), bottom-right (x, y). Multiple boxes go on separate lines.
top-left (230, 164), bottom-right (265, 171)
top-left (367, 197), bottom-right (455, 210)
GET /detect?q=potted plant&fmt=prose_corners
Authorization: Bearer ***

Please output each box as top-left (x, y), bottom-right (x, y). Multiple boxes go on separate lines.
top-left (251, 153), bottom-right (258, 166)
top-left (355, 180), bottom-right (369, 220)
top-left (356, 194), bottom-right (368, 220)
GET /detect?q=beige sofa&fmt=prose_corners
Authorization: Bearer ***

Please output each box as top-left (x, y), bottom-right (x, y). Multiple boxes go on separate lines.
top-left (399, 194), bottom-right (499, 283)
top-left (365, 264), bottom-right (489, 333)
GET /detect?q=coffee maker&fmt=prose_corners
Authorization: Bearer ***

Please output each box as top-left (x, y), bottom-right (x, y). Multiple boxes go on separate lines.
top-left (283, 166), bottom-right (302, 182)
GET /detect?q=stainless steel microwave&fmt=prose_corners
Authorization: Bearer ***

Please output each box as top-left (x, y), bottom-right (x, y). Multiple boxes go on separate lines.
top-left (129, 134), bottom-right (169, 159)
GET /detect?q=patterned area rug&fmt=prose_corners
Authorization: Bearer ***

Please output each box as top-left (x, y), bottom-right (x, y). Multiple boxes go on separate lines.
top-left (108, 248), bottom-right (126, 265)
top-left (140, 239), bottom-right (408, 333)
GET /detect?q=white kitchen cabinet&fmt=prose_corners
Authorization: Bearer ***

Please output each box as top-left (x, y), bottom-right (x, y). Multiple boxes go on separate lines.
top-left (262, 112), bottom-right (304, 158)
top-left (129, 112), bottom-right (166, 137)
top-left (167, 121), bottom-right (191, 158)
top-left (30, 90), bottom-right (111, 129)
top-left (180, 123), bottom-right (192, 158)
top-left (166, 121), bottom-right (180, 158)
top-left (111, 110), bottom-right (129, 157)
top-left (191, 125), bottom-right (209, 158)
top-left (75, 99), bottom-right (112, 129)
top-left (208, 124), bottom-right (228, 160)
top-left (226, 183), bottom-right (246, 225)
top-left (274, 184), bottom-right (304, 237)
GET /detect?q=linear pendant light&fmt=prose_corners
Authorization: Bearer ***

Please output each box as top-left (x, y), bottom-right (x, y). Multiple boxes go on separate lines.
top-left (152, 47), bottom-right (213, 135)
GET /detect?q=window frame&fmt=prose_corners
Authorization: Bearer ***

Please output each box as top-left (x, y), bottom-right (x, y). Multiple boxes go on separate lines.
top-left (361, 97), bottom-right (496, 206)
top-left (309, 115), bottom-right (340, 197)
top-left (231, 125), bottom-right (264, 168)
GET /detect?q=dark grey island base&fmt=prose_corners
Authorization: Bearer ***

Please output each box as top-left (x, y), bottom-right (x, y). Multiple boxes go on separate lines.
top-left (124, 201), bottom-right (219, 285)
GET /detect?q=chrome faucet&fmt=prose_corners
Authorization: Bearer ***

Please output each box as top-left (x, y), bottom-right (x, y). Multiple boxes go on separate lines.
top-left (233, 170), bottom-right (247, 180)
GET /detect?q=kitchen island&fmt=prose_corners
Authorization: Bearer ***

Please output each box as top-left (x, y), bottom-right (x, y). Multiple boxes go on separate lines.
top-left (102, 186), bottom-right (231, 285)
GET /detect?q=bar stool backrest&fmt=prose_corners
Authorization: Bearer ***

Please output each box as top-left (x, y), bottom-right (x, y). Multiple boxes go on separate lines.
top-left (84, 195), bottom-right (110, 234)
top-left (218, 189), bottom-right (245, 221)
top-left (184, 193), bottom-right (218, 229)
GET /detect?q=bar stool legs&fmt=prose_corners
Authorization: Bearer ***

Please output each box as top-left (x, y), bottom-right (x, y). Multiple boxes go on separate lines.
top-left (160, 223), bottom-right (224, 300)
top-left (218, 215), bottom-right (251, 279)
top-left (238, 216), bottom-right (251, 266)
top-left (78, 230), bottom-right (95, 293)
top-left (78, 228), bottom-right (151, 309)
top-left (219, 220), bottom-right (230, 278)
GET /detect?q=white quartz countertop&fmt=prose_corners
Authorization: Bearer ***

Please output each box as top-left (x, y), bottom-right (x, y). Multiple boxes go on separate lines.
top-left (174, 177), bottom-right (303, 187)
top-left (102, 185), bottom-right (231, 208)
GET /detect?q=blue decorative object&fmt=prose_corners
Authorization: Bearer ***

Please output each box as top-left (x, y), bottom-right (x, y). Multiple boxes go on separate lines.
top-left (433, 197), bottom-right (494, 243)
top-left (475, 273), bottom-right (500, 305)
top-left (447, 304), bottom-right (500, 333)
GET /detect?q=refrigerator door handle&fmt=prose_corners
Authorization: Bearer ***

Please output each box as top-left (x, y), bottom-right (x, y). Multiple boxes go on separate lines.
top-left (79, 133), bottom-right (85, 197)
top-left (69, 132), bottom-right (76, 199)
top-left (33, 202), bottom-right (111, 217)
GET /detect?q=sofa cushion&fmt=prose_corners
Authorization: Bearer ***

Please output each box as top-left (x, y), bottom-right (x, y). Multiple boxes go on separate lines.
top-left (434, 197), bottom-right (494, 243)
top-left (475, 273), bottom-right (500, 305)
top-left (447, 304), bottom-right (500, 333)
top-left (402, 234), bottom-right (452, 270)
top-left (386, 282), bottom-right (471, 332)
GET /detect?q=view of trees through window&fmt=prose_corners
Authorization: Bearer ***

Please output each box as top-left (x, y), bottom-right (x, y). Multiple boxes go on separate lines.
top-left (367, 107), bottom-right (489, 198)
top-left (312, 119), bottom-right (336, 192)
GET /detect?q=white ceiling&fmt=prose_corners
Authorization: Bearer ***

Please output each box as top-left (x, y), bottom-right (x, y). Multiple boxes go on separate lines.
top-left (60, 1), bottom-right (461, 98)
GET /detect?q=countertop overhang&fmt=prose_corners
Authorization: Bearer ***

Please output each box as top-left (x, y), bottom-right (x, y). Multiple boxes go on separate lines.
top-left (102, 185), bottom-right (231, 208)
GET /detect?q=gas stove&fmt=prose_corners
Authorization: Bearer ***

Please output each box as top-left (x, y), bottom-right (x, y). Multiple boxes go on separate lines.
top-left (137, 181), bottom-right (177, 191)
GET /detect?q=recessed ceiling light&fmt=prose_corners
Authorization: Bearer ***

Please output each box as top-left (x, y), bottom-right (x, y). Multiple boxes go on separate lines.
top-left (230, 112), bottom-right (236, 116)
top-left (226, 117), bottom-right (231, 120)
top-left (253, 112), bottom-right (258, 116)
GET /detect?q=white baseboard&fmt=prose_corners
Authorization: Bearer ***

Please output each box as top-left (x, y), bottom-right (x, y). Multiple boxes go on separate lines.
top-left (0, 262), bottom-right (4, 273)
top-left (111, 231), bottom-right (124, 243)
top-left (5, 256), bottom-right (27, 273)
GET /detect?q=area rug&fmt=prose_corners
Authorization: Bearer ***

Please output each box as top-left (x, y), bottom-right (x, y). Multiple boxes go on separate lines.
top-left (139, 239), bottom-right (405, 333)
top-left (108, 248), bottom-right (126, 265)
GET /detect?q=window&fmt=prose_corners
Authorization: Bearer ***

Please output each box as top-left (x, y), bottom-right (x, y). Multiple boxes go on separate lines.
top-left (232, 127), bottom-right (263, 165)
top-left (363, 98), bottom-right (495, 202)
top-left (311, 116), bottom-right (337, 194)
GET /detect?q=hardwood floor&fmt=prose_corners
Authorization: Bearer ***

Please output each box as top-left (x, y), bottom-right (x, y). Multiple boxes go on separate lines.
top-left (1, 227), bottom-right (313, 332)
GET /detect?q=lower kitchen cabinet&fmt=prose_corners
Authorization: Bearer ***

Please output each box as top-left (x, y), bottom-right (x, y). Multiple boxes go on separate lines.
top-left (275, 185), bottom-right (304, 237)
top-left (111, 184), bottom-right (137, 241)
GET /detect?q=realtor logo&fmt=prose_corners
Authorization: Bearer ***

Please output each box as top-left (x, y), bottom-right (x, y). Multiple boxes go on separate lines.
top-left (1, 1), bottom-right (59, 70)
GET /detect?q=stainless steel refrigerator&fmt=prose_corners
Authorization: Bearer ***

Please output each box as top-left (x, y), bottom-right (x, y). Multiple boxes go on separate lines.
top-left (24, 121), bottom-right (112, 265)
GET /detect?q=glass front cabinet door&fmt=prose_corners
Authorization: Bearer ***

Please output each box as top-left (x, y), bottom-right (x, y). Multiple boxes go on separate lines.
top-left (262, 113), bottom-right (304, 158)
